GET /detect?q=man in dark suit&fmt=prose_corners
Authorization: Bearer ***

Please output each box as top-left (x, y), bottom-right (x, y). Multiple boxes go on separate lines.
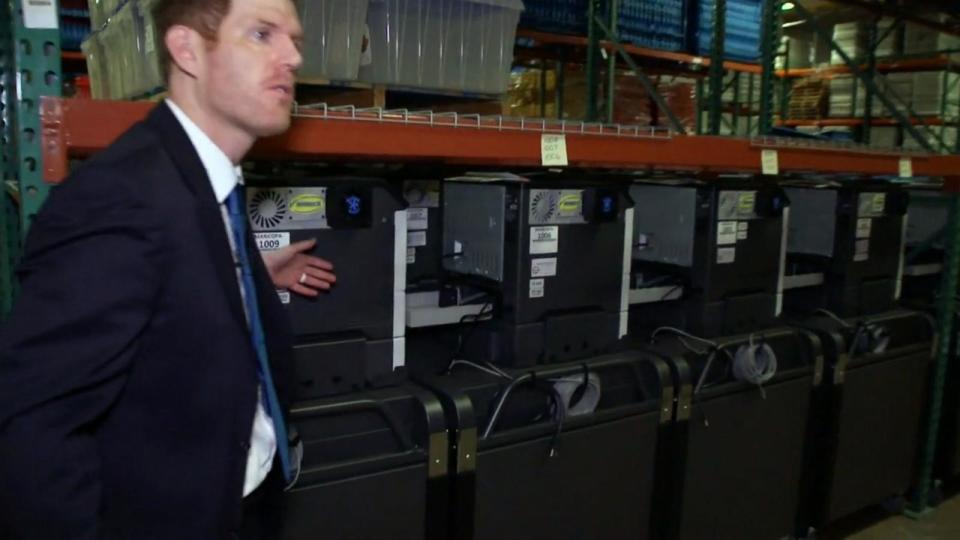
top-left (0, 0), bottom-right (334, 538)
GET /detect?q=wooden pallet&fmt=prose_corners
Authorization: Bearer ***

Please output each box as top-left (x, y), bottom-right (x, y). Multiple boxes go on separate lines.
top-left (788, 78), bottom-right (829, 120)
top-left (296, 78), bottom-right (505, 115)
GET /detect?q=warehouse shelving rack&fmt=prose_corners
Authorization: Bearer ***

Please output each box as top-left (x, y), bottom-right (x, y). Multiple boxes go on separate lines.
top-left (3, 0), bottom-right (960, 521)
top-left (521, 2), bottom-right (960, 154)
top-left (774, 4), bottom-right (960, 154)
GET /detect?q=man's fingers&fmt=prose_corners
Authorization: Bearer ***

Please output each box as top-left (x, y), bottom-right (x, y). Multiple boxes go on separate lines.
top-left (304, 256), bottom-right (334, 271)
top-left (288, 284), bottom-right (320, 298)
top-left (305, 268), bottom-right (336, 286)
top-left (289, 238), bottom-right (317, 252)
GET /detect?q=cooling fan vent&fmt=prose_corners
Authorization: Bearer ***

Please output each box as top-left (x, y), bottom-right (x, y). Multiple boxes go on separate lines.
top-left (249, 190), bottom-right (288, 229)
top-left (531, 191), bottom-right (557, 223)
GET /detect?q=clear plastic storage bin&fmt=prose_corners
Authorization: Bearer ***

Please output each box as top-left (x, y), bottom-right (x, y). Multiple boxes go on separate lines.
top-left (361, 0), bottom-right (524, 94)
top-left (112, 2), bottom-right (143, 98)
top-left (136, 0), bottom-right (165, 94)
top-left (98, 21), bottom-right (124, 98)
top-left (81, 33), bottom-right (109, 99)
top-left (101, 0), bottom-right (123, 25)
top-left (87, 0), bottom-right (107, 30)
top-left (298, 0), bottom-right (370, 81)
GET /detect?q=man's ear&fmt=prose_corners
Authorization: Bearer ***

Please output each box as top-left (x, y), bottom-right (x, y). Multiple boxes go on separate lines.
top-left (165, 25), bottom-right (203, 78)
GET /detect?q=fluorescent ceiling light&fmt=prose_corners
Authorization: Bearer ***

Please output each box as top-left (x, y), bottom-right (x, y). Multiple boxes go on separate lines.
top-left (782, 1), bottom-right (796, 10)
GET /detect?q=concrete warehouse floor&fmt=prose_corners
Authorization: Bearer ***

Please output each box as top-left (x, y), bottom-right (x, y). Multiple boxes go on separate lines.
top-left (819, 490), bottom-right (960, 539)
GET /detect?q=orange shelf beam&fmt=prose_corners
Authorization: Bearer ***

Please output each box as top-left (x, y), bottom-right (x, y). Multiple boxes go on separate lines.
top-left (61, 51), bottom-right (85, 61)
top-left (778, 55), bottom-right (956, 78)
top-left (516, 29), bottom-right (763, 74)
top-left (778, 117), bottom-right (953, 128)
top-left (41, 97), bottom-right (960, 191)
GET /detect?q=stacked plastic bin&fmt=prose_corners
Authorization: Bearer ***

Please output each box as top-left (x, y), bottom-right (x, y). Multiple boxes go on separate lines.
top-left (136, 0), bottom-right (164, 96)
top-left (297, 0), bottom-right (370, 81)
top-left (360, 0), bottom-right (525, 94)
top-left (80, 32), bottom-right (106, 98)
top-left (87, 0), bottom-right (120, 30)
top-left (618, 0), bottom-right (686, 52)
top-left (521, 0), bottom-right (686, 52)
top-left (84, 0), bottom-right (375, 98)
top-left (694, 0), bottom-right (762, 62)
top-left (83, 0), bottom-right (154, 99)
top-left (520, 0), bottom-right (589, 35)
top-left (60, 1), bottom-right (91, 51)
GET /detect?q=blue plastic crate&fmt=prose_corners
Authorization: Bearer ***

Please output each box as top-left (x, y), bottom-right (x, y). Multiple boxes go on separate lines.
top-left (520, 0), bottom-right (590, 35)
top-left (520, 0), bottom-right (688, 52)
top-left (60, 20), bottom-right (92, 50)
top-left (617, 0), bottom-right (687, 51)
top-left (694, 0), bottom-right (762, 61)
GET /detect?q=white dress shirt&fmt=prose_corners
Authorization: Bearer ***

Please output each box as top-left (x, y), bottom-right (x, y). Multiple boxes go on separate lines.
top-left (166, 99), bottom-right (277, 497)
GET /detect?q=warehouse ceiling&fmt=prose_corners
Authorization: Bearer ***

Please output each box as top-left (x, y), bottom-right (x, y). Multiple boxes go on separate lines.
top-left (785, 0), bottom-right (960, 35)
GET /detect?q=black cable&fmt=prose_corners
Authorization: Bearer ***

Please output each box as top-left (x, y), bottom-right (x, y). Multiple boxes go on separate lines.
top-left (482, 373), bottom-right (534, 440)
top-left (481, 372), bottom-right (566, 459)
top-left (451, 300), bottom-right (494, 363)
top-left (545, 383), bottom-right (566, 458)
top-left (568, 363), bottom-right (591, 410)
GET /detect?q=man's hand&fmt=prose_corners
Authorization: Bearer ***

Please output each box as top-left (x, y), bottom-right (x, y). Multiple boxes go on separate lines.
top-left (261, 238), bottom-right (336, 297)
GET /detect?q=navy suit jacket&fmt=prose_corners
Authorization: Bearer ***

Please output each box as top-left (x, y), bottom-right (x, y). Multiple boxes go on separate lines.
top-left (0, 103), bottom-right (294, 539)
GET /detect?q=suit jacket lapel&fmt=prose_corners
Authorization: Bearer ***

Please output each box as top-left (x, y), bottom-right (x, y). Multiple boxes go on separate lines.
top-left (143, 103), bottom-right (249, 332)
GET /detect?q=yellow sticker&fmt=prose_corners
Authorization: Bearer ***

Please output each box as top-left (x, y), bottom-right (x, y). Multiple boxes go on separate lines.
top-left (761, 149), bottom-right (779, 175)
top-left (899, 158), bottom-right (913, 179)
top-left (872, 193), bottom-right (886, 214)
top-left (541, 134), bottom-right (569, 167)
top-left (738, 192), bottom-right (756, 213)
top-left (289, 194), bottom-right (325, 214)
top-left (558, 193), bottom-right (582, 214)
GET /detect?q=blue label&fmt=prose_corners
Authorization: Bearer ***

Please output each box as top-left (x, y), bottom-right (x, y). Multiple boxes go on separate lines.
top-left (345, 195), bottom-right (362, 216)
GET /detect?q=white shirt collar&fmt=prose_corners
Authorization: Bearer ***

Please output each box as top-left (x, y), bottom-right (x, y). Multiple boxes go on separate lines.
top-left (165, 99), bottom-right (243, 204)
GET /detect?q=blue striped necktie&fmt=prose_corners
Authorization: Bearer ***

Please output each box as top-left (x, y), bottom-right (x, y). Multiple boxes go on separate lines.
top-left (225, 183), bottom-right (293, 484)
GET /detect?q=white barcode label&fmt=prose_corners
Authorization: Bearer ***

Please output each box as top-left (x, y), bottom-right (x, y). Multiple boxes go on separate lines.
top-left (531, 257), bottom-right (558, 277)
top-left (407, 208), bottom-right (429, 230)
top-left (718, 221), bottom-right (738, 245)
top-left (255, 232), bottom-right (290, 252)
top-left (529, 278), bottom-right (545, 298)
top-left (530, 226), bottom-right (559, 254)
top-left (717, 247), bottom-right (736, 264)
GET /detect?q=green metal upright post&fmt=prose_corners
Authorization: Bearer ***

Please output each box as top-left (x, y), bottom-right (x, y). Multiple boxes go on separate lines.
top-left (747, 73), bottom-right (755, 136)
top-left (911, 191), bottom-right (960, 515)
top-left (555, 49), bottom-right (566, 120)
top-left (937, 57), bottom-right (954, 154)
top-left (539, 59), bottom-right (548, 118)
top-left (0, 0), bottom-right (62, 318)
top-left (862, 19), bottom-right (878, 145)
top-left (605, 0), bottom-right (620, 124)
top-left (759, 0), bottom-right (781, 135)
top-left (779, 41), bottom-right (792, 123)
top-left (708, 0), bottom-right (727, 135)
top-left (731, 72), bottom-right (741, 133)
top-left (586, 0), bottom-right (600, 122)
top-left (696, 78), bottom-right (705, 134)
top-left (0, 0), bottom-right (16, 316)
top-left (11, 0), bottom-right (62, 234)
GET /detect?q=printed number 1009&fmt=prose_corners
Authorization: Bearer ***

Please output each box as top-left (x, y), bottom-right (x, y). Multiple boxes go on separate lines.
top-left (258, 239), bottom-right (283, 250)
